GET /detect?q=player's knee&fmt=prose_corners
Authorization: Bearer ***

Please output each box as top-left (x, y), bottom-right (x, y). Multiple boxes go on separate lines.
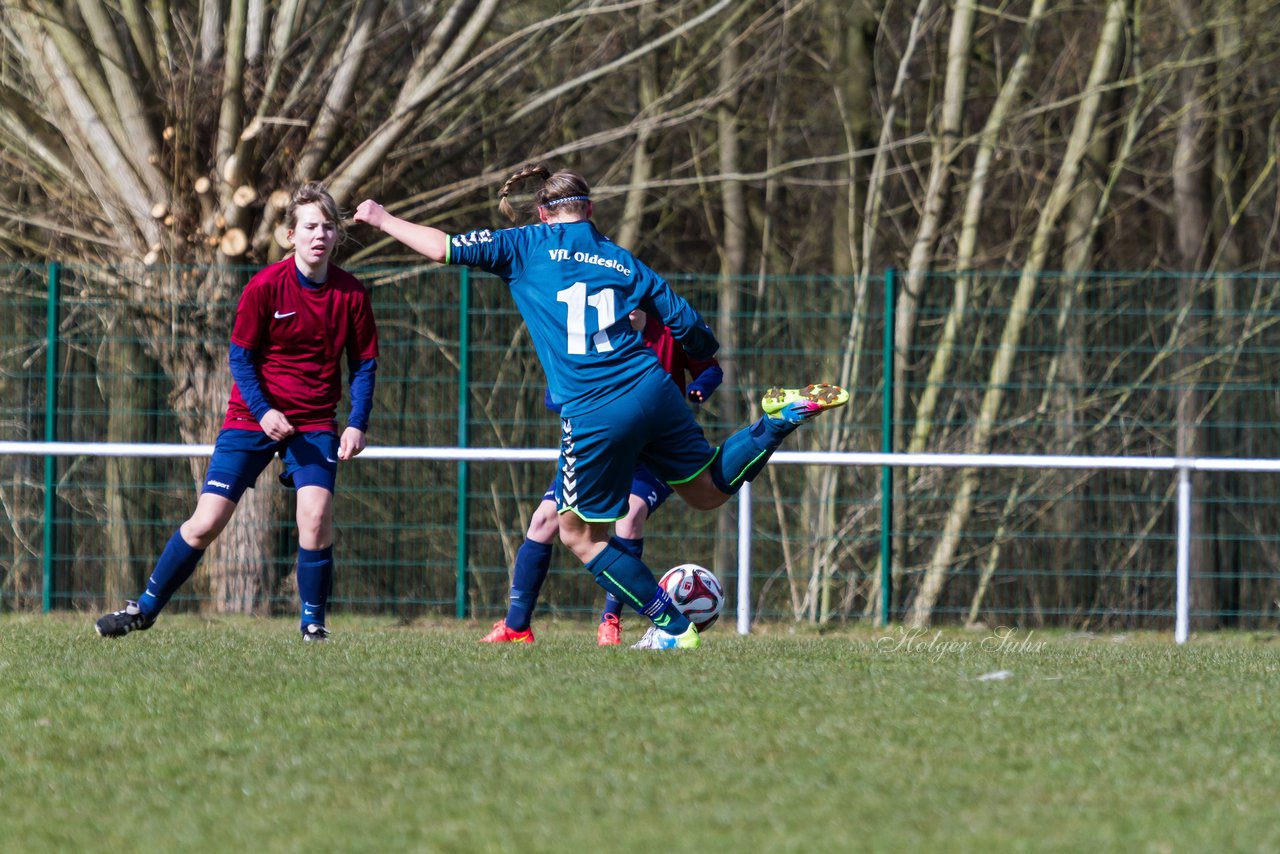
top-left (556, 524), bottom-right (596, 563)
top-left (180, 516), bottom-right (224, 548)
top-left (527, 518), bottom-right (558, 542)
top-left (295, 509), bottom-right (332, 547)
top-left (526, 501), bottom-right (559, 542)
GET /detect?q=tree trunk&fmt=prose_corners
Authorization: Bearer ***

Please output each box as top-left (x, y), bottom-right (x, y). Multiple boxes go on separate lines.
top-left (614, 4), bottom-right (658, 252)
top-left (1047, 77), bottom-right (1117, 616)
top-left (821, 1), bottom-right (877, 620)
top-left (715, 30), bottom-right (746, 583)
top-left (909, 0), bottom-right (1049, 456)
top-left (1171, 0), bottom-right (1216, 628)
top-left (854, 0), bottom-right (937, 619)
top-left (897, 0), bottom-right (975, 455)
top-left (101, 323), bottom-right (158, 604)
top-left (908, 0), bottom-right (1127, 628)
top-left (1208, 0), bottom-right (1249, 623)
top-left (898, 0), bottom-right (1047, 618)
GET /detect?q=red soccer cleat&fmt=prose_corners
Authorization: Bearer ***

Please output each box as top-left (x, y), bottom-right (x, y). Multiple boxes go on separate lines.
top-left (596, 614), bottom-right (622, 646)
top-left (479, 620), bottom-right (534, 643)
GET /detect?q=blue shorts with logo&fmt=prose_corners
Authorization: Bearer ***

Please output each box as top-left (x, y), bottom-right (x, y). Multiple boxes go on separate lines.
top-left (541, 463), bottom-right (673, 516)
top-left (201, 428), bottom-right (339, 502)
top-left (557, 371), bottom-right (714, 521)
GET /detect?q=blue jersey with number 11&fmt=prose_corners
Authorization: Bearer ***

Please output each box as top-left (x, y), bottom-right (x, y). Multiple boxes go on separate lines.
top-left (447, 220), bottom-right (718, 415)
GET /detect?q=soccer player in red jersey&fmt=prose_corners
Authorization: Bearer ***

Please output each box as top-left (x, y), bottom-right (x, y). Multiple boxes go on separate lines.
top-left (96, 183), bottom-right (379, 642)
top-left (480, 308), bottom-right (723, 645)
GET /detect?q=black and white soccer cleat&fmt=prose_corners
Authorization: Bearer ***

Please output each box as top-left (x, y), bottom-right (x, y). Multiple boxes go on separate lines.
top-left (95, 601), bottom-right (156, 638)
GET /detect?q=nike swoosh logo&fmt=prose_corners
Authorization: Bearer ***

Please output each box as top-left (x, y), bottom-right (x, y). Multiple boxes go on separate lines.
top-left (325, 457), bottom-right (338, 464)
top-left (274, 310), bottom-right (296, 319)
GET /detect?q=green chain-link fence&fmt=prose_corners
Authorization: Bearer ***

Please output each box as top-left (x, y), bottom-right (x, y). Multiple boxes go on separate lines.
top-left (3, 263), bottom-right (1279, 628)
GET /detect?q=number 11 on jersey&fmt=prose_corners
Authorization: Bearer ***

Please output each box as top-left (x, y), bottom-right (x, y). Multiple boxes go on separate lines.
top-left (557, 281), bottom-right (617, 355)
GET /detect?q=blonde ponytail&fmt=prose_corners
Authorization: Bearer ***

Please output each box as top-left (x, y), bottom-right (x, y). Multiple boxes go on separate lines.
top-left (497, 163), bottom-right (593, 222)
top-left (498, 163), bottom-right (552, 222)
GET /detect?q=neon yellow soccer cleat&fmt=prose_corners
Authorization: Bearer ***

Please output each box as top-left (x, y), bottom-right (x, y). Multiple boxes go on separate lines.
top-left (630, 622), bottom-right (701, 650)
top-left (761, 383), bottom-right (849, 422)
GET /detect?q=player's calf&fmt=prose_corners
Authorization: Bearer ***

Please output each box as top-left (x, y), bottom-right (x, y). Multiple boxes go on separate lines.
top-left (709, 382), bottom-right (850, 493)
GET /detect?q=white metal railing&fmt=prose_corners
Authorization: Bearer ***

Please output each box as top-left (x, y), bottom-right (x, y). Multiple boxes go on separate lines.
top-left (7, 441), bottom-right (1280, 644)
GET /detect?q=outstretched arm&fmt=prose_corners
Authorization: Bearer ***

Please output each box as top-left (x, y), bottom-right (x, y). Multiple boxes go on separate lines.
top-left (354, 200), bottom-right (449, 263)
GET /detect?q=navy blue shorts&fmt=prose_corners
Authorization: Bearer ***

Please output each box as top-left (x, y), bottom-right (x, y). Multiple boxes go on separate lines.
top-left (557, 372), bottom-right (713, 521)
top-left (201, 428), bottom-right (339, 502)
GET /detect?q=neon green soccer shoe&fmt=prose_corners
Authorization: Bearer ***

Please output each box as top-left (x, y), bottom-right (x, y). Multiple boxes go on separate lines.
top-left (631, 622), bottom-right (701, 650)
top-left (761, 383), bottom-right (849, 422)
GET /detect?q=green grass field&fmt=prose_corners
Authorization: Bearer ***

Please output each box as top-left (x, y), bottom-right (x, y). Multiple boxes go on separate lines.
top-left (2, 616), bottom-right (1278, 852)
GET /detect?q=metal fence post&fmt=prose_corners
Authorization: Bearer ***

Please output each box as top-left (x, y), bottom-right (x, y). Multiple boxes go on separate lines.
top-left (42, 261), bottom-right (61, 613)
top-left (880, 267), bottom-right (896, 627)
top-left (737, 481), bottom-right (752, 635)
top-left (1175, 464), bottom-right (1191, 644)
top-left (455, 268), bottom-right (471, 619)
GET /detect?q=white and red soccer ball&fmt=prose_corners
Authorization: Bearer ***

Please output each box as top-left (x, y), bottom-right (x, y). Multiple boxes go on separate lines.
top-left (659, 563), bottom-right (724, 632)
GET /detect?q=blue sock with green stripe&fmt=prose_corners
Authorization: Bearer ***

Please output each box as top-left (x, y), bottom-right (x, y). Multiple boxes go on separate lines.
top-left (710, 415), bottom-right (800, 493)
top-left (601, 537), bottom-right (642, 620)
top-left (585, 539), bottom-right (690, 633)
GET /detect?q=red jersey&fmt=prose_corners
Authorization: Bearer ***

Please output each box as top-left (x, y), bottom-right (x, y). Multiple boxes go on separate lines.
top-left (640, 312), bottom-right (719, 393)
top-left (224, 259), bottom-right (379, 432)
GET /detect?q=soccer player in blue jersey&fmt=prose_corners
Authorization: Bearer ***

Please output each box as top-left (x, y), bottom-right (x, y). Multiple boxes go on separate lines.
top-left (480, 308), bottom-right (723, 646)
top-left (354, 163), bottom-right (846, 650)
top-left (96, 183), bottom-right (379, 642)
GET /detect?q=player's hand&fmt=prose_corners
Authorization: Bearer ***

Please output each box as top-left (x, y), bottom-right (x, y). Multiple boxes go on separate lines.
top-left (338, 426), bottom-right (367, 460)
top-left (353, 199), bottom-right (388, 231)
top-left (687, 388), bottom-right (706, 404)
top-left (260, 409), bottom-right (295, 441)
